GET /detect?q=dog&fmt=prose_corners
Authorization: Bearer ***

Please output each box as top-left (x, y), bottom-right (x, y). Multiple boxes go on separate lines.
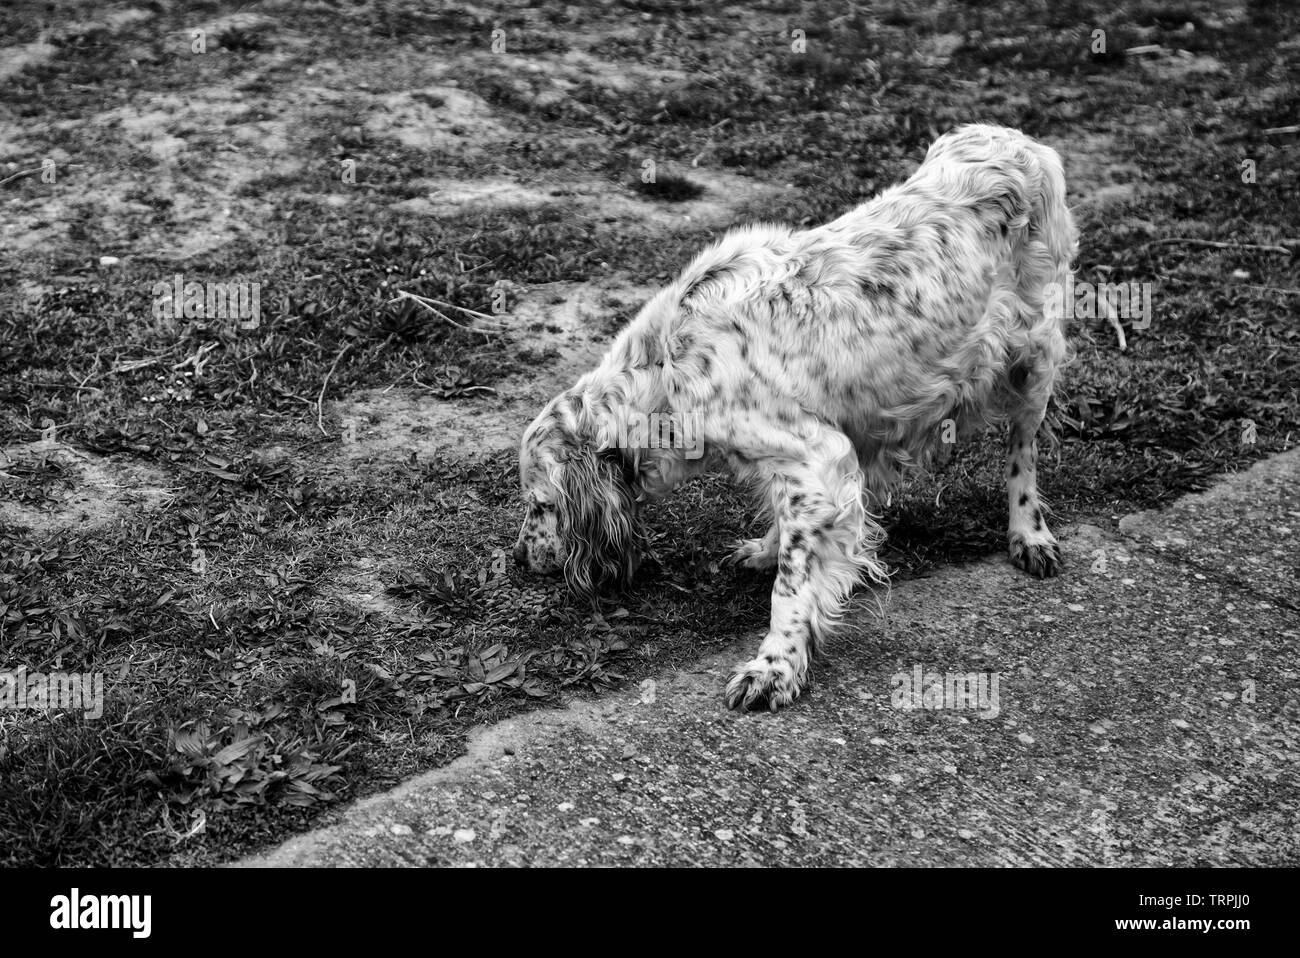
top-left (515, 124), bottom-right (1076, 711)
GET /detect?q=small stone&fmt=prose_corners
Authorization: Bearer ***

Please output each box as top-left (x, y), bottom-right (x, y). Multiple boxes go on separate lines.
top-left (390, 823), bottom-right (413, 836)
top-left (1067, 603), bottom-right (1085, 612)
top-left (886, 773), bottom-right (904, 785)
top-left (1017, 732), bottom-right (1035, 745)
top-left (453, 828), bottom-right (476, 843)
top-left (715, 829), bottom-right (734, 841)
top-left (1171, 719), bottom-right (1190, 729)
top-left (958, 829), bottom-right (976, 840)
top-left (557, 802), bottom-right (574, 812)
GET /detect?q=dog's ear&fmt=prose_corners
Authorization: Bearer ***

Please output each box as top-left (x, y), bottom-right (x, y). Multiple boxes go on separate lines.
top-left (555, 444), bottom-right (643, 601)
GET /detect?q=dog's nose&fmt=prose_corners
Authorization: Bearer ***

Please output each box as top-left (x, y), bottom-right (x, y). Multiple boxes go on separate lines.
top-left (513, 541), bottom-right (528, 568)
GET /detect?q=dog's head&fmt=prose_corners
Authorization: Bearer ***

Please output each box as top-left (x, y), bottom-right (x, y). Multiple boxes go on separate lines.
top-left (514, 395), bottom-right (643, 601)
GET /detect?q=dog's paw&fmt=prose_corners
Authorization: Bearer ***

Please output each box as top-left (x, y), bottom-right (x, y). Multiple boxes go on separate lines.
top-left (725, 537), bottom-right (778, 571)
top-left (724, 652), bottom-right (807, 712)
top-left (1009, 535), bottom-right (1062, 578)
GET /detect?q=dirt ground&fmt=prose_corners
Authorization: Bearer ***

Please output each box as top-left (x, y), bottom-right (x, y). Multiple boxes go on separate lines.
top-left (1, 0), bottom-right (1297, 865)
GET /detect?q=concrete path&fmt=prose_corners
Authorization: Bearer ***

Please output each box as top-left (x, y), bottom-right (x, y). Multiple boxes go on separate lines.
top-left (240, 450), bottom-right (1299, 866)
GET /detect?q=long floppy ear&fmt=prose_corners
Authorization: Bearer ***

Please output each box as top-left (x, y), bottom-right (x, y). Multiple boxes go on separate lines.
top-left (554, 444), bottom-right (643, 602)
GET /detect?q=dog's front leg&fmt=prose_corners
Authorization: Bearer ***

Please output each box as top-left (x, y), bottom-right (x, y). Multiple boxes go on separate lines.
top-left (1006, 371), bottom-right (1062, 578)
top-left (724, 429), bottom-right (884, 712)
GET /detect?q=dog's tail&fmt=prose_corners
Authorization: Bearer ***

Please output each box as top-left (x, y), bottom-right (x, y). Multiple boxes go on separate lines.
top-left (1011, 131), bottom-right (1077, 446)
top-left (1021, 134), bottom-right (1078, 294)
top-left (930, 125), bottom-right (1077, 428)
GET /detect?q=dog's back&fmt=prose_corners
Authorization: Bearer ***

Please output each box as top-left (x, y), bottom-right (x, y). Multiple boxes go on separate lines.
top-left (637, 124), bottom-right (1076, 485)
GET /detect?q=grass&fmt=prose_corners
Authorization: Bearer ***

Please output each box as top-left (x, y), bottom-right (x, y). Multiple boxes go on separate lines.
top-left (1, 0), bottom-right (1298, 865)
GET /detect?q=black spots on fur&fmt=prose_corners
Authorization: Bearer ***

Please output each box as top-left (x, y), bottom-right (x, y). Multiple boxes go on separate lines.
top-left (697, 351), bottom-right (712, 378)
top-left (763, 654), bottom-right (776, 664)
top-left (565, 393), bottom-right (584, 420)
top-left (1018, 493), bottom-right (1029, 507)
top-left (1010, 462), bottom-right (1020, 478)
top-left (545, 405), bottom-right (568, 433)
top-left (1033, 507), bottom-right (1043, 531)
top-left (789, 492), bottom-right (805, 508)
top-left (636, 328), bottom-right (661, 368)
top-left (872, 238), bottom-right (906, 262)
top-left (787, 528), bottom-right (807, 552)
top-left (728, 320), bottom-right (751, 360)
top-left (860, 278), bottom-right (897, 300)
top-left (680, 262), bottom-right (732, 305)
top-left (1008, 364), bottom-right (1030, 391)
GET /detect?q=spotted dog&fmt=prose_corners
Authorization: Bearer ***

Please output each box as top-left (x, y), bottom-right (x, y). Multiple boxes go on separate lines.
top-left (514, 124), bottom-right (1077, 711)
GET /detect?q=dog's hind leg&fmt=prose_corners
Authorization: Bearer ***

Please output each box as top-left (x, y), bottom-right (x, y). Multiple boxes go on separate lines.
top-left (727, 522), bottom-right (779, 570)
top-left (725, 478), bottom-right (780, 570)
top-left (1005, 358), bottom-right (1062, 578)
top-left (723, 423), bottom-right (887, 711)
